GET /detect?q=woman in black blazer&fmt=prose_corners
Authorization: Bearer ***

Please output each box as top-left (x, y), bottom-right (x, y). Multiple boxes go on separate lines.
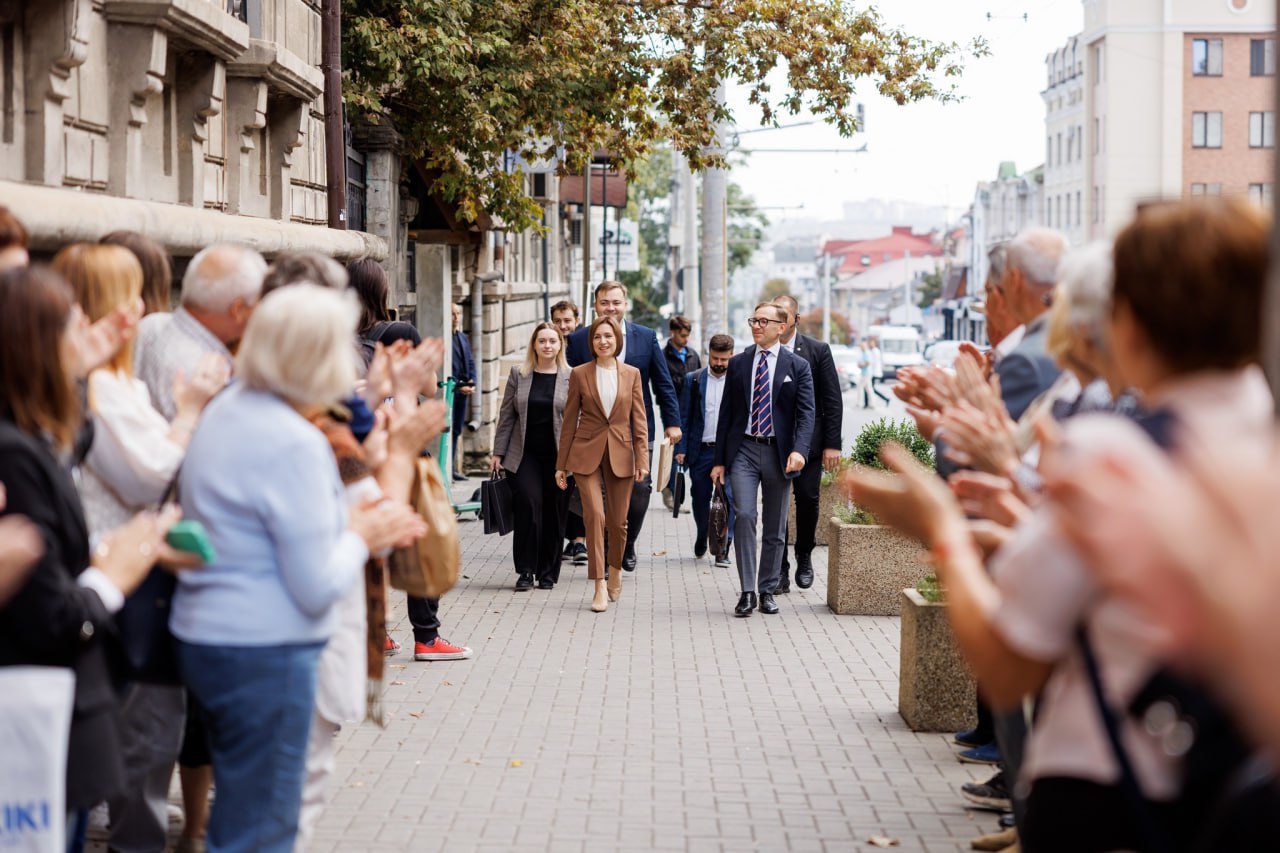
top-left (491, 322), bottom-right (572, 590)
top-left (0, 265), bottom-right (174, 841)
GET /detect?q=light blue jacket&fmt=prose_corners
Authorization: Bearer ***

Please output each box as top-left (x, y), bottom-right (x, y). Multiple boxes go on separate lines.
top-left (170, 384), bottom-right (367, 646)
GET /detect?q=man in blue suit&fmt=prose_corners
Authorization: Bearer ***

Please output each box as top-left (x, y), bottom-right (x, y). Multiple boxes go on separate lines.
top-left (451, 302), bottom-right (477, 482)
top-left (566, 281), bottom-right (682, 571)
top-left (679, 333), bottom-right (736, 567)
top-left (711, 302), bottom-right (815, 617)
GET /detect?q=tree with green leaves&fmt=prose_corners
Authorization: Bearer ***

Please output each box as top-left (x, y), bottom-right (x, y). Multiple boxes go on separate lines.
top-left (344, 1), bottom-right (983, 232)
top-left (758, 277), bottom-right (791, 303)
top-left (917, 269), bottom-right (943, 308)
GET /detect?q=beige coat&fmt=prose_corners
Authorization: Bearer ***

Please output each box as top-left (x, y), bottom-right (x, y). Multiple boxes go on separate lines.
top-left (556, 362), bottom-right (649, 478)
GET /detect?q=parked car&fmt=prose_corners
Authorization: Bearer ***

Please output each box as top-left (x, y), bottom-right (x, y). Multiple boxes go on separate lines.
top-left (922, 339), bottom-right (988, 371)
top-left (867, 325), bottom-right (924, 379)
top-left (828, 344), bottom-right (862, 389)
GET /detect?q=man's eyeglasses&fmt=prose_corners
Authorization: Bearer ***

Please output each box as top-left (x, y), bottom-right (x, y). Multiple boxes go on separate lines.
top-left (746, 317), bottom-right (782, 328)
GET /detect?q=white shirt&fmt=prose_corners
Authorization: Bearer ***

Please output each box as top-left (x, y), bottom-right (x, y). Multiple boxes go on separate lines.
top-left (780, 335), bottom-right (796, 353)
top-left (869, 346), bottom-right (884, 377)
top-left (702, 371), bottom-right (726, 443)
top-left (993, 323), bottom-right (1026, 364)
top-left (745, 344), bottom-right (780, 436)
top-left (596, 365), bottom-right (618, 415)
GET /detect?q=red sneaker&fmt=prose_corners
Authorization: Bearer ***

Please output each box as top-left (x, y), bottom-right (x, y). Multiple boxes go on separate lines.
top-left (413, 637), bottom-right (473, 661)
top-left (384, 634), bottom-right (401, 656)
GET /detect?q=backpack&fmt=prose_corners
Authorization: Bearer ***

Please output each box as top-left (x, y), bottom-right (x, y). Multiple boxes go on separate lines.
top-left (357, 320), bottom-right (394, 368)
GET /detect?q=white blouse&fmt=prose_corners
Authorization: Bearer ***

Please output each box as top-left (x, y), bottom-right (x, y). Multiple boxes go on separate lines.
top-left (596, 365), bottom-right (618, 416)
top-left (80, 369), bottom-right (185, 537)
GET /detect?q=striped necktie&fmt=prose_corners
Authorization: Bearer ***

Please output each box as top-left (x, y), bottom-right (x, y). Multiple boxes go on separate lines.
top-left (749, 350), bottom-right (773, 437)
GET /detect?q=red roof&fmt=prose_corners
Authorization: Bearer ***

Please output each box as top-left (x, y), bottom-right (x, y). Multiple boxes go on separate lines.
top-left (823, 226), bottom-right (942, 275)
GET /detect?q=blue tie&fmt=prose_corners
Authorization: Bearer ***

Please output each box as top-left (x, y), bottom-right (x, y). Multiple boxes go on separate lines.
top-left (750, 351), bottom-right (773, 437)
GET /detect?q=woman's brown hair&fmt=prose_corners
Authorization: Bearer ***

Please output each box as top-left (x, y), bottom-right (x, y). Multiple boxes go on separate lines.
top-left (588, 315), bottom-right (623, 359)
top-left (1113, 197), bottom-right (1269, 374)
top-left (0, 266), bottom-right (80, 449)
top-left (52, 243), bottom-right (143, 375)
top-left (100, 230), bottom-right (172, 316)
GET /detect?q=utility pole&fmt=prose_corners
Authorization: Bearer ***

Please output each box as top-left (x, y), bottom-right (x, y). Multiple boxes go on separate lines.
top-left (679, 154), bottom-right (701, 346)
top-left (821, 252), bottom-right (831, 343)
top-left (321, 0), bottom-right (346, 229)
top-left (701, 83), bottom-right (729, 341)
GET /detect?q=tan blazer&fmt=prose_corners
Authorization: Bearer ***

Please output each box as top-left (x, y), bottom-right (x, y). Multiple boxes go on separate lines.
top-left (491, 365), bottom-right (570, 474)
top-left (557, 362), bottom-right (649, 478)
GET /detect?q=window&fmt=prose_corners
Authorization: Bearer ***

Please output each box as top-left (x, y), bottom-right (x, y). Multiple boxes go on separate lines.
top-left (1251, 39), bottom-right (1276, 76)
top-left (1065, 194), bottom-right (1072, 227)
top-left (1249, 183), bottom-right (1274, 206)
top-left (1190, 183), bottom-right (1223, 196)
top-left (1192, 112), bottom-right (1223, 148)
top-left (1092, 186), bottom-right (1100, 223)
top-left (1076, 190), bottom-right (1082, 226)
top-left (1057, 132), bottom-right (1063, 165)
top-left (1093, 44), bottom-right (1105, 82)
top-left (1192, 38), bottom-right (1223, 76)
top-left (1046, 136), bottom-right (1052, 165)
top-left (1250, 111), bottom-right (1275, 148)
top-left (1056, 196), bottom-right (1063, 228)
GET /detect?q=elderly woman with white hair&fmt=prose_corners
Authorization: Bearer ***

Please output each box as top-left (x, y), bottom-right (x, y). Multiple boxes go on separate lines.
top-left (172, 285), bottom-right (426, 853)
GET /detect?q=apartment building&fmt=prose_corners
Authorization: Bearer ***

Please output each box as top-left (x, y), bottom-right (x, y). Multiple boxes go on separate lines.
top-left (1079, 0), bottom-right (1275, 238)
top-left (1043, 36), bottom-right (1087, 245)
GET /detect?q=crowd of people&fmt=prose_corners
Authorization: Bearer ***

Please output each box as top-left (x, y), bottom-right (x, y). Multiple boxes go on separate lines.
top-left (845, 196), bottom-right (1280, 852)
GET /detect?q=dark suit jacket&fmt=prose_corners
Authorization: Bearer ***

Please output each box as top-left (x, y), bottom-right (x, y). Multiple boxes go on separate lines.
top-left (663, 341), bottom-right (702, 420)
top-left (0, 419), bottom-right (125, 809)
top-left (713, 346), bottom-right (815, 478)
top-left (788, 334), bottom-right (843, 457)
top-left (995, 315), bottom-right (1060, 421)
top-left (567, 321), bottom-right (681, 440)
top-left (680, 367), bottom-right (713, 467)
top-left (556, 363), bottom-right (649, 477)
top-left (451, 330), bottom-right (476, 384)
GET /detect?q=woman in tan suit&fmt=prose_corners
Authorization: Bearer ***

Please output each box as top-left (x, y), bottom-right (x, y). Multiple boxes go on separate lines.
top-left (556, 316), bottom-right (648, 612)
top-left (491, 323), bottom-right (571, 591)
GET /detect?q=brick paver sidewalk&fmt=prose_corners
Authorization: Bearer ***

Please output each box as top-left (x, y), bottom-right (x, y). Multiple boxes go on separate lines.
top-left (310, 487), bottom-right (996, 852)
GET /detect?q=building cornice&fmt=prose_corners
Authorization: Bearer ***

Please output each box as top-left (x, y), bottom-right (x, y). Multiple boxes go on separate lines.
top-left (227, 39), bottom-right (324, 102)
top-left (101, 0), bottom-right (250, 61)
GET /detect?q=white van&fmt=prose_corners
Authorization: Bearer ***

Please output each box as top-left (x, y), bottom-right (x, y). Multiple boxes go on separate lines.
top-left (867, 325), bottom-right (923, 380)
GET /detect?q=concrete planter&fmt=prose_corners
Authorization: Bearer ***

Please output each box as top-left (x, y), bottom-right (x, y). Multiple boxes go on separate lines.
top-left (786, 479), bottom-right (844, 547)
top-left (898, 588), bottom-right (977, 733)
top-left (826, 519), bottom-right (923, 616)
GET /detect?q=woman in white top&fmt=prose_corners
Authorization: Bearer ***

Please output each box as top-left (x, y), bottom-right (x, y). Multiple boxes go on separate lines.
top-left (555, 316), bottom-right (648, 612)
top-left (843, 198), bottom-right (1273, 852)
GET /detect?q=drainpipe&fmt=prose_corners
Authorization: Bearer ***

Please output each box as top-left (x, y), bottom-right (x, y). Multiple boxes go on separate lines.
top-left (321, 0), bottom-right (346, 229)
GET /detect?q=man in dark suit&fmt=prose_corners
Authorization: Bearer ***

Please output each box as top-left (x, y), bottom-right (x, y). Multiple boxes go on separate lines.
top-left (566, 281), bottom-right (682, 571)
top-left (451, 302), bottom-right (477, 482)
top-left (679, 333), bottom-right (735, 567)
top-left (711, 302), bottom-right (815, 617)
top-left (662, 314), bottom-right (701, 508)
top-left (773, 295), bottom-right (843, 592)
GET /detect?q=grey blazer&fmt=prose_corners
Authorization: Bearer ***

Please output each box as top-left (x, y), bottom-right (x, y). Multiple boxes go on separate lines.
top-left (492, 364), bottom-right (571, 473)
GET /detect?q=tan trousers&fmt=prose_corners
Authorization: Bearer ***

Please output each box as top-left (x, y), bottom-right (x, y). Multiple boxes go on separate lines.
top-left (578, 466), bottom-right (632, 580)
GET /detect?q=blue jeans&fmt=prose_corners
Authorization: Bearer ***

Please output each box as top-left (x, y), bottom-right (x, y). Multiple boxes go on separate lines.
top-left (177, 641), bottom-right (324, 853)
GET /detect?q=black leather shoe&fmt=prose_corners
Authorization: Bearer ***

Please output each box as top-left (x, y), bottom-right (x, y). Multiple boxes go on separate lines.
top-left (515, 573), bottom-right (534, 591)
top-left (452, 472), bottom-right (468, 483)
top-left (694, 537), bottom-right (707, 558)
top-left (759, 592), bottom-right (779, 614)
top-left (796, 552), bottom-right (815, 589)
top-left (622, 545), bottom-right (637, 572)
top-left (537, 579), bottom-right (555, 590)
top-left (775, 574), bottom-right (791, 594)
top-left (734, 592), bottom-right (756, 617)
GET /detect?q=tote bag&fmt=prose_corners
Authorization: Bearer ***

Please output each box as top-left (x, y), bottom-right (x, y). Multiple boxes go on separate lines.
top-left (480, 471), bottom-right (514, 536)
top-left (387, 459), bottom-right (460, 599)
top-left (0, 666), bottom-right (75, 853)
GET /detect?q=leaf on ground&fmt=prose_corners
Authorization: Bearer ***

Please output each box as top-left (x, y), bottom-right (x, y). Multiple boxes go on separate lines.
top-left (867, 837), bottom-right (900, 848)
top-left (389, 680), bottom-right (406, 686)
top-left (510, 759), bottom-right (523, 767)
top-left (442, 680), bottom-right (453, 686)
top-left (408, 710), bottom-right (424, 718)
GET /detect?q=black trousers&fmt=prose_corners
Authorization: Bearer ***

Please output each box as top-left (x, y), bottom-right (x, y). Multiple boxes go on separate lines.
top-left (624, 465), bottom-right (653, 555)
top-left (509, 447), bottom-right (567, 582)
top-left (1021, 777), bottom-right (1181, 853)
top-left (788, 450), bottom-right (823, 559)
top-left (407, 594), bottom-right (440, 644)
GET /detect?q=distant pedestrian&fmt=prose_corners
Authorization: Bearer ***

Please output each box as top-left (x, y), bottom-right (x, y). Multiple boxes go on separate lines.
top-left (711, 302), bottom-right (815, 618)
top-left (492, 323), bottom-right (571, 591)
top-left (680, 334), bottom-right (735, 567)
top-left (557, 316), bottom-right (649, 613)
top-left (867, 337), bottom-right (890, 405)
top-left (451, 302), bottom-right (477, 481)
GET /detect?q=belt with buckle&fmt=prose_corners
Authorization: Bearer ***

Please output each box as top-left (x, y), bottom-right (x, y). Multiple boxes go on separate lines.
top-left (744, 434), bottom-right (776, 446)
top-left (701, 441), bottom-right (716, 448)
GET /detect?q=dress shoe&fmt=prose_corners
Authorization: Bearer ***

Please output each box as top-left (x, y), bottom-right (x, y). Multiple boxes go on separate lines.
top-left (759, 592), bottom-right (779, 614)
top-left (734, 592), bottom-right (756, 617)
top-left (795, 552), bottom-right (815, 589)
top-left (591, 579), bottom-right (608, 612)
top-left (607, 569), bottom-right (622, 602)
top-left (622, 545), bottom-right (637, 572)
top-left (515, 573), bottom-right (534, 591)
top-left (452, 472), bottom-right (468, 483)
top-left (694, 537), bottom-right (707, 558)
top-left (536, 579), bottom-right (555, 590)
top-left (775, 574), bottom-right (791, 594)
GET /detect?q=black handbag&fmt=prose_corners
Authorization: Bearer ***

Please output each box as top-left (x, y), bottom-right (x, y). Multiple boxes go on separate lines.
top-left (116, 568), bottom-right (180, 684)
top-left (708, 482), bottom-right (729, 560)
top-left (671, 463), bottom-right (686, 518)
top-left (480, 471), bottom-right (514, 536)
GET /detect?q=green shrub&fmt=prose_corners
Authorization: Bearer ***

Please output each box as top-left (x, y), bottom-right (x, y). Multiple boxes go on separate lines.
top-left (833, 500), bottom-right (877, 526)
top-left (916, 573), bottom-right (944, 603)
top-left (850, 418), bottom-right (935, 472)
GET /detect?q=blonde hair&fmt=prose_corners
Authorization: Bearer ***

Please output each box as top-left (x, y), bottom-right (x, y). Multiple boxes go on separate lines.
top-left (236, 284), bottom-right (359, 407)
top-left (521, 322), bottom-right (567, 375)
top-left (52, 243), bottom-right (143, 375)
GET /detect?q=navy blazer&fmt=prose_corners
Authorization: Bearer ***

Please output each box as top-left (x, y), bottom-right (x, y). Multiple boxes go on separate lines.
top-left (789, 333), bottom-right (844, 456)
top-left (712, 345), bottom-right (815, 478)
top-left (452, 330), bottom-right (476, 384)
top-left (680, 367), bottom-right (711, 466)
top-left (566, 321), bottom-right (681, 440)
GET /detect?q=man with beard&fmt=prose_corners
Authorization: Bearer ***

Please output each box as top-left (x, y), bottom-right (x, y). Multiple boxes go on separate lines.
top-left (680, 334), bottom-right (735, 567)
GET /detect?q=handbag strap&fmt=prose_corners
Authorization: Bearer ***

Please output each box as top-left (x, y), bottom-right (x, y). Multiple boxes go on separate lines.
top-left (1076, 625), bottom-right (1174, 853)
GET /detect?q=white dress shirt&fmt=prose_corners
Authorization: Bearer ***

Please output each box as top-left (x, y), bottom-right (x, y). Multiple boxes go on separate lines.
top-left (702, 372), bottom-right (726, 443)
top-left (596, 365), bottom-right (618, 415)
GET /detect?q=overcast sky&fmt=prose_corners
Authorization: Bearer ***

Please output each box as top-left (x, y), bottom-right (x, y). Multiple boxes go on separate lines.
top-left (725, 0), bottom-right (1084, 225)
